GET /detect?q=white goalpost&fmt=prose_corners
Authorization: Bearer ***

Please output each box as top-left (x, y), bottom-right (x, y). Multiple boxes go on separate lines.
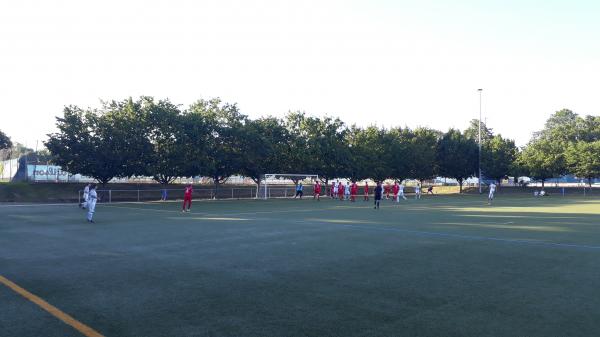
top-left (260, 173), bottom-right (319, 199)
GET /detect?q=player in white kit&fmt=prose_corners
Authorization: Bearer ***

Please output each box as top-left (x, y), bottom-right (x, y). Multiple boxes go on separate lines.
top-left (87, 184), bottom-right (98, 223)
top-left (414, 182), bottom-right (422, 200)
top-left (344, 182), bottom-right (350, 200)
top-left (80, 183), bottom-right (90, 209)
top-left (488, 182), bottom-right (496, 205)
top-left (397, 183), bottom-right (407, 201)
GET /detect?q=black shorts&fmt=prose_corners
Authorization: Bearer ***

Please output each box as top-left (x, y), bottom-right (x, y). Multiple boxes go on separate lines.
top-left (295, 191), bottom-right (303, 197)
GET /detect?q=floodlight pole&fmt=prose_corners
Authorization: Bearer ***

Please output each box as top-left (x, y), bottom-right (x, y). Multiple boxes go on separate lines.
top-left (478, 89), bottom-right (483, 194)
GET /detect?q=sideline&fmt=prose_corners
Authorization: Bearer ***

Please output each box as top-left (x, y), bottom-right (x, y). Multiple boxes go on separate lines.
top-left (0, 274), bottom-right (104, 337)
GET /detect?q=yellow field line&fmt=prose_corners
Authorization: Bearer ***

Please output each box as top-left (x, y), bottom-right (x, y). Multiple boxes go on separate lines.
top-left (0, 275), bottom-right (104, 337)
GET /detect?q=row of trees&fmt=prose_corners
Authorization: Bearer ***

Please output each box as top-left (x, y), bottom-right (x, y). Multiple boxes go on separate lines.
top-left (44, 97), bottom-right (599, 191)
top-left (518, 109), bottom-right (600, 187)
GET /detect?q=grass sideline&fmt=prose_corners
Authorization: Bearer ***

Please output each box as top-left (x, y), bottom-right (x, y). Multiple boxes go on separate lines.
top-left (2, 195), bottom-right (600, 336)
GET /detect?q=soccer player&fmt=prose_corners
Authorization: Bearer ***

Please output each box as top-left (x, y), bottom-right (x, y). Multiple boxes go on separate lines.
top-left (364, 182), bottom-right (370, 201)
top-left (337, 182), bottom-right (344, 201)
top-left (427, 186), bottom-right (434, 195)
top-left (314, 181), bottom-right (321, 200)
top-left (161, 187), bottom-right (168, 201)
top-left (86, 184), bottom-right (98, 223)
top-left (294, 183), bottom-right (304, 199)
top-left (350, 181), bottom-right (358, 202)
top-left (80, 183), bottom-right (90, 209)
top-left (330, 181), bottom-right (336, 199)
top-left (182, 184), bottom-right (193, 212)
top-left (384, 183), bottom-right (391, 199)
top-left (488, 182), bottom-right (496, 205)
top-left (414, 182), bottom-right (422, 200)
top-left (374, 181), bottom-right (383, 209)
top-left (333, 181), bottom-right (339, 199)
top-left (392, 181), bottom-right (400, 203)
top-left (398, 182), bottom-right (407, 201)
top-left (344, 182), bottom-right (350, 200)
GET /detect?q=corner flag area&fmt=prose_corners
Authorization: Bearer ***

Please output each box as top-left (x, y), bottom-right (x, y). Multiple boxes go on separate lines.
top-left (2, 196), bottom-right (600, 336)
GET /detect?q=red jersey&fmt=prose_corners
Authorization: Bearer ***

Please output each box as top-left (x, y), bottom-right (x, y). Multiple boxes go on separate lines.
top-left (184, 186), bottom-right (193, 198)
top-left (337, 184), bottom-right (344, 195)
top-left (393, 184), bottom-right (399, 194)
top-left (314, 183), bottom-right (321, 193)
top-left (384, 185), bottom-right (391, 193)
top-left (364, 183), bottom-right (369, 193)
top-left (351, 183), bottom-right (358, 194)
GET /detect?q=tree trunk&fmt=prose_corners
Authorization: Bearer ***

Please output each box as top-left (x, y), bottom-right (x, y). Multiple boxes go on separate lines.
top-left (541, 179), bottom-right (545, 188)
top-left (589, 177), bottom-right (593, 188)
top-left (458, 178), bottom-right (463, 193)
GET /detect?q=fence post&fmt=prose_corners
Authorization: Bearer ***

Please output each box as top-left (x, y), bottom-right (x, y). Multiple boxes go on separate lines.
top-left (78, 190), bottom-right (81, 205)
top-left (109, 190), bottom-right (112, 203)
top-left (137, 189), bottom-right (140, 202)
top-left (232, 188), bottom-right (234, 199)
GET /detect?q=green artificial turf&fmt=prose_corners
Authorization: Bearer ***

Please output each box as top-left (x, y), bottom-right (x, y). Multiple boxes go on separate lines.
top-left (1, 195), bottom-right (600, 337)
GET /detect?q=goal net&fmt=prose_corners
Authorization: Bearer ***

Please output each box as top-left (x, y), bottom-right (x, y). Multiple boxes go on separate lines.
top-left (259, 173), bottom-right (319, 199)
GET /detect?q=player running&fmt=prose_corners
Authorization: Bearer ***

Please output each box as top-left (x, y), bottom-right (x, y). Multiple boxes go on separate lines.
top-left (392, 181), bottom-right (400, 203)
top-left (86, 184), bottom-right (98, 223)
top-left (374, 181), bottom-right (383, 209)
top-left (397, 182), bottom-right (407, 201)
top-left (488, 182), bottom-right (496, 205)
top-left (364, 182), bottom-right (370, 201)
top-left (414, 182), bottom-right (422, 200)
top-left (427, 186), bottom-right (434, 194)
top-left (384, 183), bottom-right (391, 199)
top-left (294, 183), bottom-right (304, 199)
top-left (313, 181), bottom-right (321, 200)
top-left (182, 184), bottom-right (193, 212)
top-left (337, 181), bottom-right (344, 201)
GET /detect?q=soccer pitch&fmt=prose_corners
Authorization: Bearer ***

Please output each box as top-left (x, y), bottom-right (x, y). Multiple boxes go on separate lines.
top-left (2, 195), bottom-right (600, 337)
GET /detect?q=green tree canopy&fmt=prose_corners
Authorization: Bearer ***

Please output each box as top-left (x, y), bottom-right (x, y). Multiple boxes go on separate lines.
top-left (436, 129), bottom-right (478, 192)
top-left (518, 137), bottom-right (565, 187)
top-left (464, 119), bottom-right (493, 144)
top-left (565, 141), bottom-right (600, 187)
top-left (239, 117), bottom-right (291, 185)
top-left (408, 127), bottom-right (440, 181)
top-left (482, 134), bottom-right (518, 184)
top-left (188, 98), bottom-right (247, 192)
top-left (0, 130), bottom-right (12, 150)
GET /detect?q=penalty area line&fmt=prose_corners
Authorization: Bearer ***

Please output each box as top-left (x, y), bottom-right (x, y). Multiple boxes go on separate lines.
top-left (0, 274), bottom-right (104, 337)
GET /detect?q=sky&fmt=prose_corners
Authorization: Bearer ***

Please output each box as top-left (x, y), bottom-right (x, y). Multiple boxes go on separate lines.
top-left (1, 0), bottom-right (599, 148)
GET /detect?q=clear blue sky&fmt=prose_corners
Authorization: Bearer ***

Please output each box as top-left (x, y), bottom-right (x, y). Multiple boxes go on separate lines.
top-left (1, 0), bottom-right (599, 147)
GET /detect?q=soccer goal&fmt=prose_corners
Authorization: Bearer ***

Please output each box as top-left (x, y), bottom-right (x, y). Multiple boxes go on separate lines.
top-left (259, 173), bottom-right (319, 199)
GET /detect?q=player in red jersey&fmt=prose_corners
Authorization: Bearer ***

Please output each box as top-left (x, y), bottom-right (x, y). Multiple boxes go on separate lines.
top-left (330, 181), bottom-right (336, 199)
top-left (384, 183), bottom-right (391, 199)
top-left (392, 181), bottom-right (400, 202)
top-left (337, 182), bottom-right (344, 201)
top-left (314, 181), bottom-right (321, 200)
top-left (182, 184), bottom-right (193, 212)
top-left (364, 182), bottom-right (370, 201)
top-left (350, 181), bottom-right (358, 202)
